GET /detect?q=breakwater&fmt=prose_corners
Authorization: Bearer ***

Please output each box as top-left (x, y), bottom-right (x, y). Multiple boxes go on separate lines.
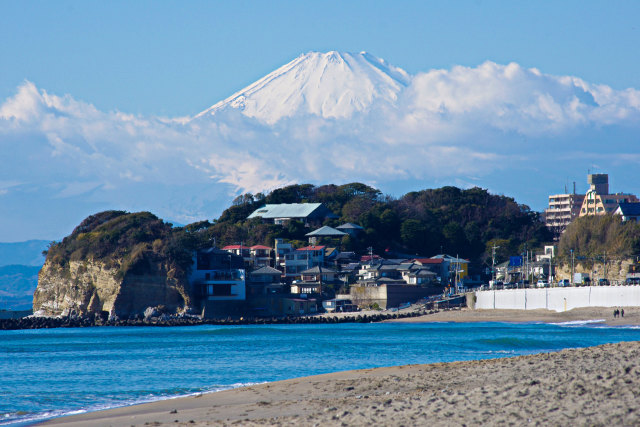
top-left (0, 310), bottom-right (435, 330)
top-left (475, 285), bottom-right (640, 312)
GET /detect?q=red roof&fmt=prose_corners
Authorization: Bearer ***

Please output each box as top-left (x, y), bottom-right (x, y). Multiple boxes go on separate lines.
top-left (222, 245), bottom-right (250, 250)
top-left (296, 245), bottom-right (326, 251)
top-left (250, 245), bottom-right (272, 250)
top-left (413, 258), bottom-right (444, 264)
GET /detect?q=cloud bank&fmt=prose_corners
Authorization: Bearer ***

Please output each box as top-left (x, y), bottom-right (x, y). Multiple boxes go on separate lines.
top-left (1, 60), bottom-right (639, 240)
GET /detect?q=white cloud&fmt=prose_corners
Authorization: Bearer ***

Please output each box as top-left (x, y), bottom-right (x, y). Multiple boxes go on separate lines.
top-left (1, 60), bottom-right (640, 240)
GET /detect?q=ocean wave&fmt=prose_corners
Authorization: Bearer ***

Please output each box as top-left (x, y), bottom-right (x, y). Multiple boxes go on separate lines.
top-left (0, 382), bottom-right (263, 426)
top-left (550, 319), bottom-right (606, 326)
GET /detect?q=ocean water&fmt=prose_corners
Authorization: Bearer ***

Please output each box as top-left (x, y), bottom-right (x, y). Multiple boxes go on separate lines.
top-left (2, 321), bottom-right (640, 425)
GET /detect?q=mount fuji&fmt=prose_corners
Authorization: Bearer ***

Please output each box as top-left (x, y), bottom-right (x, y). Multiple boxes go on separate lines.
top-left (2, 50), bottom-right (640, 241)
top-left (195, 51), bottom-right (411, 124)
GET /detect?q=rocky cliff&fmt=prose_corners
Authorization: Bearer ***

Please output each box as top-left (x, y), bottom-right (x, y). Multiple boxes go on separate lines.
top-left (33, 211), bottom-right (196, 318)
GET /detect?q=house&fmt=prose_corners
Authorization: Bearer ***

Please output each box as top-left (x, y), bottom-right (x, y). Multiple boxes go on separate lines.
top-left (336, 223), bottom-right (364, 237)
top-left (357, 261), bottom-right (402, 282)
top-left (397, 263), bottom-right (437, 285)
top-left (614, 202), bottom-right (640, 222)
top-left (274, 238), bottom-right (294, 269)
top-left (222, 244), bottom-right (251, 267)
top-left (427, 255), bottom-right (469, 285)
top-left (300, 265), bottom-right (337, 283)
top-left (247, 203), bottom-right (336, 225)
top-left (322, 298), bottom-right (357, 313)
top-left (535, 245), bottom-right (556, 262)
top-left (305, 225), bottom-right (346, 240)
top-left (290, 282), bottom-right (323, 295)
top-left (411, 258), bottom-right (446, 283)
top-left (189, 248), bottom-right (246, 317)
top-left (250, 245), bottom-right (272, 267)
top-left (284, 245), bottom-right (325, 277)
top-left (266, 297), bottom-right (317, 315)
top-left (247, 266), bottom-right (284, 297)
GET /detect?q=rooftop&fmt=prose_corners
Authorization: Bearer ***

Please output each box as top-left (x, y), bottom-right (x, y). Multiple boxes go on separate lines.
top-left (616, 202), bottom-right (640, 216)
top-left (296, 245), bottom-right (326, 252)
top-left (248, 203), bottom-right (324, 219)
top-left (305, 225), bottom-right (346, 237)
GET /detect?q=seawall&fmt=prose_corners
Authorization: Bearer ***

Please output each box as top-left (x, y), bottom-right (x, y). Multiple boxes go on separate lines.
top-left (475, 285), bottom-right (640, 312)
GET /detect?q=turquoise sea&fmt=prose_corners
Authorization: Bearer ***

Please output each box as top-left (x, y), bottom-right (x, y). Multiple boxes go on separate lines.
top-left (3, 320), bottom-right (640, 425)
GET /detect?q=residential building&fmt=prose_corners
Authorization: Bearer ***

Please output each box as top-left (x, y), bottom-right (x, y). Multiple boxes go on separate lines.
top-left (274, 238), bottom-right (293, 270)
top-left (426, 255), bottom-right (469, 285)
top-left (614, 202), bottom-right (640, 222)
top-left (284, 245), bottom-right (325, 277)
top-left (250, 245), bottom-right (272, 267)
top-left (545, 192), bottom-right (585, 236)
top-left (247, 203), bottom-right (336, 225)
top-left (535, 245), bottom-right (556, 262)
top-left (305, 225), bottom-right (346, 239)
top-left (222, 245), bottom-right (251, 267)
top-left (247, 266), bottom-right (283, 296)
top-left (397, 263), bottom-right (437, 285)
top-left (189, 248), bottom-right (246, 303)
top-left (336, 223), bottom-right (364, 237)
top-left (578, 174), bottom-right (638, 217)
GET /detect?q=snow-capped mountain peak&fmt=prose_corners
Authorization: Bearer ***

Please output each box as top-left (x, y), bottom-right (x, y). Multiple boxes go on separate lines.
top-left (195, 51), bottom-right (411, 124)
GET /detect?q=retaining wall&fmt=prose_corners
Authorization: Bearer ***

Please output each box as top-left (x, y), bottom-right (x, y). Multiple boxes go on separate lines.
top-left (475, 286), bottom-right (640, 312)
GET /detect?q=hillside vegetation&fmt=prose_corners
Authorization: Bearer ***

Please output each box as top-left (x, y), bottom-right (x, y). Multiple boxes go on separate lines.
top-left (44, 211), bottom-right (197, 280)
top-left (558, 215), bottom-right (640, 262)
top-left (204, 183), bottom-right (550, 264)
top-left (43, 184), bottom-right (551, 276)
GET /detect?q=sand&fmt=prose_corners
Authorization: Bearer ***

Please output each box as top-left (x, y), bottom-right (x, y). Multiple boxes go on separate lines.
top-left (386, 306), bottom-right (640, 326)
top-left (42, 334), bottom-right (640, 426)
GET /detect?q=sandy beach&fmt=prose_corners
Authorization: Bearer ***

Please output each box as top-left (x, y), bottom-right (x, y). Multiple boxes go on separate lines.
top-left (43, 335), bottom-right (640, 426)
top-left (386, 306), bottom-right (640, 326)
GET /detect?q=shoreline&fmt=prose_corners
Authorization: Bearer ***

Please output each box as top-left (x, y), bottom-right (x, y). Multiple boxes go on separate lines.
top-left (7, 305), bottom-right (640, 330)
top-left (385, 306), bottom-right (640, 326)
top-left (40, 340), bottom-right (640, 426)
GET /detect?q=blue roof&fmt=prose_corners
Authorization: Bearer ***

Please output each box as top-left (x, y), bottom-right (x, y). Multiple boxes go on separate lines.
top-left (617, 202), bottom-right (640, 216)
top-left (248, 203), bottom-right (323, 219)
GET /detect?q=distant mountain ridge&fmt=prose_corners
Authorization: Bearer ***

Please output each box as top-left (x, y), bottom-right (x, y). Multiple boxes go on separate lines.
top-left (195, 51), bottom-right (411, 124)
top-left (0, 240), bottom-right (49, 267)
top-left (0, 264), bottom-right (40, 310)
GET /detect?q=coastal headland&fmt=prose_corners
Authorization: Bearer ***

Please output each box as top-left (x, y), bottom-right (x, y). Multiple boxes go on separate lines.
top-left (42, 340), bottom-right (640, 426)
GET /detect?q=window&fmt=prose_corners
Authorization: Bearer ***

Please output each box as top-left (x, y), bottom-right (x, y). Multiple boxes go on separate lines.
top-left (211, 283), bottom-right (232, 296)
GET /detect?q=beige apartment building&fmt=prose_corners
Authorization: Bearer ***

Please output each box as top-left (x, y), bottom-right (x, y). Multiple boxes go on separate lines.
top-left (545, 173), bottom-right (638, 237)
top-left (578, 174), bottom-right (638, 217)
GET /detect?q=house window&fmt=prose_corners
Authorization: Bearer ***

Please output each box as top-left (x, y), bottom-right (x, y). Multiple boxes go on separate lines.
top-left (211, 283), bottom-right (232, 296)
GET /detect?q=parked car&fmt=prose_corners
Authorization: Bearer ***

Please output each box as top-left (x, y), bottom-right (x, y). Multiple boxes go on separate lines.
top-left (558, 279), bottom-right (571, 287)
top-left (598, 278), bottom-right (610, 286)
top-left (536, 280), bottom-right (549, 288)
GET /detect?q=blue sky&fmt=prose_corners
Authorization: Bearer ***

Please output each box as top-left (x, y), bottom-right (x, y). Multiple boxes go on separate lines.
top-left (1, 1), bottom-right (640, 242)
top-left (2, 1), bottom-right (639, 116)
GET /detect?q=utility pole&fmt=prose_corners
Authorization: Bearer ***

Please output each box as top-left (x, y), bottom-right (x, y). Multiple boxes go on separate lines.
top-left (571, 249), bottom-right (575, 284)
top-left (604, 250), bottom-right (607, 281)
top-left (491, 244), bottom-right (500, 285)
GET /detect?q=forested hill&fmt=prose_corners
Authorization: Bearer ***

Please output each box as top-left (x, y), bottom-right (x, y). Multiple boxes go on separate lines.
top-left (201, 183), bottom-right (551, 264)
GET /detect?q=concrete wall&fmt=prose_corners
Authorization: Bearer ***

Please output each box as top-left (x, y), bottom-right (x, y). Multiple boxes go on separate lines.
top-left (475, 286), bottom-right (640, 312)
top-left (350, 285), bottom-right (441, 309)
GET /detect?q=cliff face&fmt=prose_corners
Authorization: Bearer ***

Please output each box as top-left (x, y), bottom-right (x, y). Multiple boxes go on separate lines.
top-left (32, 211), bottom-right (195, 318)
top-left (33, 259), bottom-right (187, 317)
